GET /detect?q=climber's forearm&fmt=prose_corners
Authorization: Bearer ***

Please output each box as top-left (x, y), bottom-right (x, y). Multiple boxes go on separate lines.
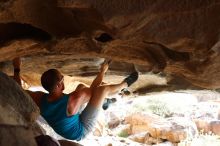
top-left (13, 69), bottom-right (22, 86)
top-left (90, 70), bottom-right (105, 89)
top-left (12, 58), bottom-right (22, 86)
top-left (90, 60), bottom-right (109, 89)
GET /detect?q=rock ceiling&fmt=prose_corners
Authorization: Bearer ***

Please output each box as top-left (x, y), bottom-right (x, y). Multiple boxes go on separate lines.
top-left (0, 0), bottom-right (220, 92)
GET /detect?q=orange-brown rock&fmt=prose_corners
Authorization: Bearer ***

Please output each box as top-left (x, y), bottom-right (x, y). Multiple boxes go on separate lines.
top-left (0, 0), bottom-right (220, 91)
top-left (125, 113), bottom-right (198, 143)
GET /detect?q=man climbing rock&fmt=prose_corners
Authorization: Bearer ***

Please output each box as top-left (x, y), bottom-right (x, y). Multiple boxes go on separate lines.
top-left (12, 58), bottom-right (138, 140)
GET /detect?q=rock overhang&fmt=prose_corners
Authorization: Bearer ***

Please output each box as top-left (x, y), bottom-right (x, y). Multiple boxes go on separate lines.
top-left (0, 0), bottom-right (220, 92)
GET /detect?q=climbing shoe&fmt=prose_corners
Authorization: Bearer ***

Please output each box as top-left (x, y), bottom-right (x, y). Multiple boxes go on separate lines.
top-left (123, 71), bottom-right (139, 87)
top-left (102, 98), bottom-right (117, 110)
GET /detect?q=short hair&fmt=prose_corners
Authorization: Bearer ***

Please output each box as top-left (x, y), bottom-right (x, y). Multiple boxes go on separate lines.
top-left (41, 69), bottom-right (60, 92)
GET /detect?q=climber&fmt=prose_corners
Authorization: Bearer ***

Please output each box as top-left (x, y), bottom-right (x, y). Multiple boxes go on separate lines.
top-left (12, 57), bottom-right (138, 140)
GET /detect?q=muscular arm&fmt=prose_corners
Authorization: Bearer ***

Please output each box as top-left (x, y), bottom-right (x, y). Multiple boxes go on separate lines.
top-left (90, 61), bottom-right (109, 89)
top-left (13, 58), bottom-right (44, 107)
top-left (14, 73), bottom-right (44, 106)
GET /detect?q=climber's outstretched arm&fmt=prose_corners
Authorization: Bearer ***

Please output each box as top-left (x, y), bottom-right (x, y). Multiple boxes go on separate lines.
top-left (12, 58), bottom-right (44, 106)
top-left (13, 58), bottom-right (22, 86)
top-left (90, 60), bottom-right (110, 90)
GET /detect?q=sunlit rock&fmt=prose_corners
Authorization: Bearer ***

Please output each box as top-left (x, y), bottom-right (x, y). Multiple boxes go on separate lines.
top-left (0, 126), bottom-right (38, 146)
top-left (125, 113), bottom-right (198, 143)
top-left (128, 132), bottom-right (150, 144)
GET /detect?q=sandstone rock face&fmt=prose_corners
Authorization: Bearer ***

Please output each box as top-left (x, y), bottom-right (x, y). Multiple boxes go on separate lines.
top-left (194, 119), bottom-right (220, 136)
top-left (0, 72), bottom-right (81, 146)
top-left (0, 125), bottom-right (38, 146)
top-left (0, 72), bottom-right (39, 125)
top-left (128, 132), bottom-right (152, 144)
top-left (0, 72), bottom-right (39, 146)
top-left (0, 0), bottom-right (220, 91)
top-left (210, 120), bottom-right (220, 135)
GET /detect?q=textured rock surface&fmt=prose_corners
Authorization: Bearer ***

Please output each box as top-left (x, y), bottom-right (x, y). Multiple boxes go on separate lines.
top-left (0, 72), bottom-right (83, 146)
top-left (0, 72), bottom-right (39, 146)
top-left (0, 72), bottom-right (39, 125)
top-left (0, 125), bottom-right (37, 146)
top-left (0, 0), bottom-right (220, 91)
top-left (59, 140), bottom-right (83, 146)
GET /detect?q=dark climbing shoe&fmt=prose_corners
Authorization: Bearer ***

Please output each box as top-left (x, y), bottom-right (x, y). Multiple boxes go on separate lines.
top-left (102, 98), bottom-right (117, 110)
top-left (123, 71), bottom-right (139, 87)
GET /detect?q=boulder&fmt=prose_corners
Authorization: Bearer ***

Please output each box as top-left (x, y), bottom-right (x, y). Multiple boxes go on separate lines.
top-left (194, 119), bottom-right (210, 133)
top-left (107, 112), bottom-right (121, 129)
top-left (112, 124), bottom-right (131, 137)
top-left (128, 132), bottom-right (148, 143)
top-left (0, 72), bottom-right (39, 125)
top-left (210, 120), bottom-right (220, 135)
top-left (125, 113), bottom-right (198, 143)
top-left (0, 72), bottom-right (40, 146)
top-left (0, 125), bottom-right (37, 146)
top-left (164, 117), bottom-right (198, 142)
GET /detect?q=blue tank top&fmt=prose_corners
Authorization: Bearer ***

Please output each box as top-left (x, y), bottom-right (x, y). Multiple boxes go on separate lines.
top-left (40, 94), bottom-right (84, 140)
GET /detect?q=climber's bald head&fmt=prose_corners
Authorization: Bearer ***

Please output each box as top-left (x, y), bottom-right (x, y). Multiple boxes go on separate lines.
top-left (41, 69), bottom-right (64, 93)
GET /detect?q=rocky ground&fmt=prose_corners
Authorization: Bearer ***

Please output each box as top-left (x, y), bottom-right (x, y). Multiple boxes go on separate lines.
top-left (38, 90), bottom-right (220, 146)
